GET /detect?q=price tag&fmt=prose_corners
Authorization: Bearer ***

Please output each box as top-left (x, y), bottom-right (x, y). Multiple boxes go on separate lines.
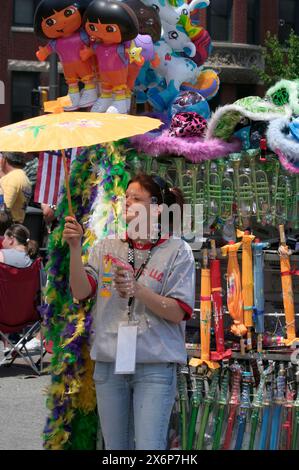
top-left (115, 323), bottom-right (138, 374)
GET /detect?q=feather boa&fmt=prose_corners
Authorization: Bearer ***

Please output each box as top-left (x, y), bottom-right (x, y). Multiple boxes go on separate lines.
top-left (42, 143), bottom-right (128, 450)
top-left (42, 146), bottom-right (99, 450)
top-left (130, 132), bottom-right (242, 162)
top-left (267, 117), bottom-right (299, 169)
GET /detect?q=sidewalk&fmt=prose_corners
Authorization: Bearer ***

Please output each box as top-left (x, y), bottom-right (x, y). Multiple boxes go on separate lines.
top-left (0, 346), bottom-right (51, 450)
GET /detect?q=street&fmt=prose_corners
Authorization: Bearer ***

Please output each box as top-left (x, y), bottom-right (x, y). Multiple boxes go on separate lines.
top-left (0, 346), bottom-right (51, 450)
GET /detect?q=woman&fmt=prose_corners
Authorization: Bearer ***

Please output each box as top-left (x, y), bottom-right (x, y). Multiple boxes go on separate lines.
top-left (0, 224), bottom-right (38, 268)
top-left (63, 173), bottom-right (195, 450)
top-left (0, 224), bottom-right (39, 354)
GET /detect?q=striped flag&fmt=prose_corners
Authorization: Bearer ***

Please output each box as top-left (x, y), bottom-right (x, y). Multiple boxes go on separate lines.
top-left (34, 148), bottom-right (78, 206)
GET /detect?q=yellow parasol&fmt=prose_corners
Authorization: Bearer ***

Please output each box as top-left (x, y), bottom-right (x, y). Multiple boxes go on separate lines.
top-left (279, 225), bottom-right (299, 347)
top-left (190, 249), bottom-right (219, 370)
top-left (0, 97), bottom-right (162, 214)
top-left (221, 241), bottom-right (247, 353)
top-left (237, 229), bottom-right (255, 351)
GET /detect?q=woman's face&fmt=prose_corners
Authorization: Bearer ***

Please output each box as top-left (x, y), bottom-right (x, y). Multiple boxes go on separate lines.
top-left (41, 5), bottom-right (82, 38)
top-left (125, 182), bottom-right (152, 225)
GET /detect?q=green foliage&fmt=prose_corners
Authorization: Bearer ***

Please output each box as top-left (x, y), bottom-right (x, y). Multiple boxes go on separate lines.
top-left (256, 30), bottom-right (299, 86)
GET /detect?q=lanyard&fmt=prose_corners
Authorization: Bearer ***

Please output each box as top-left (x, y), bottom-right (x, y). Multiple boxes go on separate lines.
top-left (127, 238), bottom-right (160, 315)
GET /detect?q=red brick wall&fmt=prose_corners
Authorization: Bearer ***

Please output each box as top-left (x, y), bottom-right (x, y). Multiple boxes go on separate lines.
top-left (0, 1), bottom-right (12, 125)
top-left (260, 0), bottom-right (279, 43)
top-left (220, 83), bottom-right (237, 105)
top-left (232, 0), bottom-right (248, 43)
top-left (0, 0), bottom-right (39, 125)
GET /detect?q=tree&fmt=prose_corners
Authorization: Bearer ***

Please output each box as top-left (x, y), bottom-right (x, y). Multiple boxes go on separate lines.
top-left (256, 30), bottom-right (299, 87)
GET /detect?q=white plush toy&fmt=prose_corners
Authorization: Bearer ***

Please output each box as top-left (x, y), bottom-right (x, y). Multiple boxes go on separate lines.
top-left (162, 20), bottom-right (196, 57)
top-left (143, 0), bottom-right (210, 25)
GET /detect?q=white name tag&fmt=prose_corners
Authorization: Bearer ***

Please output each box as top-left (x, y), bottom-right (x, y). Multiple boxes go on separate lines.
top-left (115, 323), bottom-right (138, 374)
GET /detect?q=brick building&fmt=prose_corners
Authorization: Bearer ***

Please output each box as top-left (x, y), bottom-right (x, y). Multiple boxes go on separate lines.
top-left (0, 0), bottom-right (298, 126)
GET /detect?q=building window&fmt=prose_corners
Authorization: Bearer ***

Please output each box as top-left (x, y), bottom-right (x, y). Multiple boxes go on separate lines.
top-left (279, 0), bottom-right (299, 42)
top-left (11, 72), bottom-right (40, 123)
top-left (207, 0), bottom-right (233, 42)
top-left (247, 0), bottom-right (260, 45)
top-left (13, 0), bottom-right (40, 27)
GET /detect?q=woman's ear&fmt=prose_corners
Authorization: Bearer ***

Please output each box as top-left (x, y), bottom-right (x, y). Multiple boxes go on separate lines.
top-left (8, 236), bottom-right (14, 247)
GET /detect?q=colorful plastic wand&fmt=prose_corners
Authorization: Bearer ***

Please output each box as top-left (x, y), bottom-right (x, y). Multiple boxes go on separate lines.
top-left (187, 367), bottom-right (205, 450)
top-left (195, 369), bottom-right (220, 450)
top-left (222, 362), bottom-right (242, 450)
top-left (292, 365), bottom-right (299, 450)
top-left (278, 225), bottom-right (299, 346)
top-left (237, 229), bottom-right (255, 352)
top-left (270, 363), bottom-right (286, 450)
top-left (221, 241), bottom-right (247, 354)
top-left (212, 360), bottom-right (230, 450)
top-left (248, 362), bottom-right (274, 449)
top-left (280, 363), bottom-right (296, 450)
top-left (210, 240), bottom-right (232, 361)
top-left (252, 239), bottom-right (269, 352)
top-left (234, 370), bottom-right (253, 450)
top-left (177, 365), bottom-right (189, 450)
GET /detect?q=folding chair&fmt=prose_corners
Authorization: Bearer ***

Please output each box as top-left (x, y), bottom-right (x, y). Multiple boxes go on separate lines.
top-left (0, 258), bottom-right (45, 375)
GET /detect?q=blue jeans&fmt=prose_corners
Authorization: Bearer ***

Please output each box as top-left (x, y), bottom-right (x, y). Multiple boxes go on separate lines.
top-left (93, 361), bottom-right (177, 450)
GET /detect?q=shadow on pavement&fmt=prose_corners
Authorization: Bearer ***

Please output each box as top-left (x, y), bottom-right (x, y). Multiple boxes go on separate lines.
top-left (0, 354), bottom-right (51, 378)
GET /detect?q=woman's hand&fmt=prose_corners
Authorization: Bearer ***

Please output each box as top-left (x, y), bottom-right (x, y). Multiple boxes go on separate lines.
top-left (114, 269), bottom-right (139, 299)
top-left (63, 216), bottom-right (83, 250)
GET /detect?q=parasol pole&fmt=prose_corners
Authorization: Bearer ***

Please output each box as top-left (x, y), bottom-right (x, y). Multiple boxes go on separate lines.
top-left (43, 97), bottom-right (76, 216)
top-left (210, 240), bottom-right (232, 361)
top-left (278, 225), bottom-right (299, 346)
top-left (61, 148), bottom-right (74, 217)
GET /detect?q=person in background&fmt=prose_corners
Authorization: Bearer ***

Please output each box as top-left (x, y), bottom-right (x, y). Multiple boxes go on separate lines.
top-left (0, 152), bottom-right (32, 224)
top-left (0, 224), bottom-right (38, 267)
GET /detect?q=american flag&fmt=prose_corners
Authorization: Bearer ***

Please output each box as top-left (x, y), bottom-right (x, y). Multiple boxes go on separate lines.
top-left (34, 148), bottom-right (78, 206)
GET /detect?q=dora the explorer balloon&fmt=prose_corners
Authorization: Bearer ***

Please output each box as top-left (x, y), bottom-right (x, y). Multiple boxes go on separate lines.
top-left (82, 0), bottom-right (139, 113)
top-left (34, 0), bottom-right (98, 110)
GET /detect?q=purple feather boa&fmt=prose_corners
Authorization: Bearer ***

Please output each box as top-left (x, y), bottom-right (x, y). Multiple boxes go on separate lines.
top-left (130, 132), bottom-right (242, 162)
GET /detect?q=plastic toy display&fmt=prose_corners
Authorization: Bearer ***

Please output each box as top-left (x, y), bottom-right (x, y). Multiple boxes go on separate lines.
top-left (11, 0), bottom-right (299, 452)
top-left (34, 0), bottom-right (98, 110)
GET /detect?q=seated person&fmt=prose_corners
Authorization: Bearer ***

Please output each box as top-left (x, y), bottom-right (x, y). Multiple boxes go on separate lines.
top-left (0, 224), bottom-right (38, 267)
top-left (0, 224), bottom-right (41, 354)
